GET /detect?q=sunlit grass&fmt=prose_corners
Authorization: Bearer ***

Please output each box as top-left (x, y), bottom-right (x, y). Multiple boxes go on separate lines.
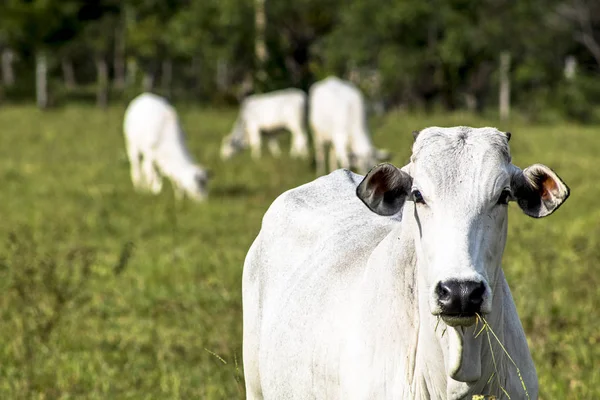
top-left (0, 104), bottom-right (597, 398)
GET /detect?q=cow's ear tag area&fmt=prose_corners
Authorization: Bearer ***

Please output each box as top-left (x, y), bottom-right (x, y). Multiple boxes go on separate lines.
top-left (356, 163), bottom-right (412, 216)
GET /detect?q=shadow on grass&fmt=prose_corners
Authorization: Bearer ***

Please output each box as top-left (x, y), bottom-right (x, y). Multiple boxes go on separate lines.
top-left (211, 184), bottom-right (255, 198)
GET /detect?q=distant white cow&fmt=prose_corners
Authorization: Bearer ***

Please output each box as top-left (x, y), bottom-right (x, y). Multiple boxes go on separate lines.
top-left (309, 76), bottom-right (389, 176)
top-left (220, 89), bottom-right (309, 160)
top-left (243, 127), bottom-right (571, 399)
top-left (123, 93), bottom-right (210, 201)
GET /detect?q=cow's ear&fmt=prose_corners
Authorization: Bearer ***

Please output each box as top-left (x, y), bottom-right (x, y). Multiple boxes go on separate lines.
top-left (511, 164), bottom-right (570, 218)
top-left (357, 163), bottom-right (412, 216)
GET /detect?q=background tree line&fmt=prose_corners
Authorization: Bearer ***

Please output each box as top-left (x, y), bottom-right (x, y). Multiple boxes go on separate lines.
top-left (0, 0), bottom-right (599, 121)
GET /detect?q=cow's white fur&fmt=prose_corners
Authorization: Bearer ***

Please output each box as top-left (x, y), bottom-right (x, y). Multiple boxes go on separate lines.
top-left (243, 126), bottom-right (570, 399)
top-left (123, 93), bottom-right (209, 201)
top-left (220, 88), bottom-right (309, 160)
top-left (309, 76), bottom-right (385, 175)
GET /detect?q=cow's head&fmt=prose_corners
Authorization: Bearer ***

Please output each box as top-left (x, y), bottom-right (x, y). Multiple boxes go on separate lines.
top-left (220, 123), bottom-right (247, 160)
top-left (180, 165), bottom-right (210, 202)
top-left (357, 127), bottom-right (569, 327)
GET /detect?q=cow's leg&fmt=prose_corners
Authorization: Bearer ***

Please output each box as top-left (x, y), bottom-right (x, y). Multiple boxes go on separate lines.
top-left (243, 343), bottom-right (263, 400)
top-left (332, 137), bottom-right (351, 171)
top-left (267, 137), bottom-right (282, 158)
top-left (172, 182), bottom-right (185, 200)
top-left (247, 125), bottom-right (262, 160)
top-left (356, 154), bottom-right (373, 175)
top-left (243, 246), bottom-right (264, 400)
top-left (314, 139), bottom-right (326, 176)
top-left (289, 124), bottom-right (309, 159)
top-left (328, 144), bottom-right (339, 172)
top-left (245, 378), bottom-right (263, 400)
top-left (141, 156), bottom-right (163, 194)
top-left (126, 142), bottom-right (144, 191)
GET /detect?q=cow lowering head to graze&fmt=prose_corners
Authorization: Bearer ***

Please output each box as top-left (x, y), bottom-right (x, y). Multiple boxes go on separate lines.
top-left (242, 126), bottom-right (569, 399)
top-left (309, 76), bottom-right (390, 176)
top-left (220, 88), bottom-right (310, 160)
top-left (123, 93), bottom-right (210, 202)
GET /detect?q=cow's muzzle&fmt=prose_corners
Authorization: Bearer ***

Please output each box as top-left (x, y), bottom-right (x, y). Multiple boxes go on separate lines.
top-left (435, 280), bottom-right (485, 326)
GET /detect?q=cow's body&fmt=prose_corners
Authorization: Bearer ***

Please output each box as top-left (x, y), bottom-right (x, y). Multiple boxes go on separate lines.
top-left (123, 93), bottom-right (209, 201)
top-left (220, 89), bottom-right (309, 160)
top-left (243, 127), bottom-right (570, 399)
top-left (309, 76), bottom-right (385, 175)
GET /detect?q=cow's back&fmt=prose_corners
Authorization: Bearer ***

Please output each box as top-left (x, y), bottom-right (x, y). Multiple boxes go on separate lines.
top-left (242, 169), bottom-right (397, 399)
top-left (242, 88), bottom-right (306, 130)
top-left (124, 93), bottom-right (178, 150)
top-left (309, 77), bottom-right (364, 142)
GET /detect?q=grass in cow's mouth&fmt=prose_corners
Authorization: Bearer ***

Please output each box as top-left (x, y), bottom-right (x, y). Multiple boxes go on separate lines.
top-left (475, 314), bottom-right (530, 400)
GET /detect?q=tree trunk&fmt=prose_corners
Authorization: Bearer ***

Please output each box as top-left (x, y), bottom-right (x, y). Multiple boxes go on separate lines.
top-left (254, 0), bottom-right (267, 92)
top-left (499, 51), bottom-right (511, 121)
top-left (464, 94), bottom-right (477, 112)
top-left (237, 73), bottom-right (253, 101)
top-left (1, 48), bottom-right (16, 87)
top-left (579, 32), bottom-right (600, 69)
top-left (216, 57), bottom-right (229, 93)
top-left (564, 55), bottom-right (577, 80)
top-left (142, 70), bottom-right (154, 92)
top-left (61, 57), bottom-right (77, 90)
top-left (113, 17), bottom-right (126, 89)
top-left (557, 1), bottom-right (600, 69)
top-left (161, 59), bottom-right (172, 97)
top-left (192, 55), bottom-right (202, 97)
top-left (35, 49), bottom-right (48, 109)
top-left (126, 57), bottom-right (137, 88)
top-left (96, 56), bottom-right (109, 109)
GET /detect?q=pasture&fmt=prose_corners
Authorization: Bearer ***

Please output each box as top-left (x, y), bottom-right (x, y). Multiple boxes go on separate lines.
top-left (0, 104), bottom-right (597, 399)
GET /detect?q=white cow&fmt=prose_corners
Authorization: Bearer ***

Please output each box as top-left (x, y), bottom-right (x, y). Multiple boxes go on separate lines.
top-left (220, 89), bottom-right (309, 160)
top-left (243, 126), bottom-right (570, 399)
top-left (123, 93), bottom-right (210, 201)
top-left (309, 76), bottom-right (389, 176)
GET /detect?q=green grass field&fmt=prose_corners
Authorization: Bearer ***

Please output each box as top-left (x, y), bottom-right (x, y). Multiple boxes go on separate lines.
top-left (0, 104), bottom-right (597, 399)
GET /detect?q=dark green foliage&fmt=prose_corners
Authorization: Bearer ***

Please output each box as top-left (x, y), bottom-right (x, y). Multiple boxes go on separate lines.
top-left (1, 0), bottom-right (599, 116)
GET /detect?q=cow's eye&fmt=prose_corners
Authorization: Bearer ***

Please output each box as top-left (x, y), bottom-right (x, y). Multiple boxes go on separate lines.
top-left (497, 189), bottom-right (511, 205)
top-left (412, 190), bottom-right (425, 204)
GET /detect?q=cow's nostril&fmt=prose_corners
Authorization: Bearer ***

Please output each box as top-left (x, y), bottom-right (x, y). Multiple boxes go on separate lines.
top-left (436, 281), bottom-right (462, 314)
top-left (435, 282), bottom-right (451, 299)
top-left (437, 280), bottom-right (486, 315)
top-left (468, 282), bottom-right (486, 306)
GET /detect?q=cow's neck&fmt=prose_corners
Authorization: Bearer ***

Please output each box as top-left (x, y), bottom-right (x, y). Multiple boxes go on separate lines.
top-left (358, 212), bottom-right (515, 399)
top-left (389, 209), bottom-right (509, 399)
top-left (413, 267), bottom-right (507, 399)
top-left (156, 155), bottom-right (195, 178)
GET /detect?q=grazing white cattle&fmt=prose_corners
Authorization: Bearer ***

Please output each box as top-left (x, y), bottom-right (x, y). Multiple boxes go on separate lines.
top-left (123, 93), bottom-right (210, 201)
top-left (309, 76), bottom-right (389, 176)
top-left (243, 127), bottom-right (570, 399)
top-left (220, 89), bottom-right (309, 160)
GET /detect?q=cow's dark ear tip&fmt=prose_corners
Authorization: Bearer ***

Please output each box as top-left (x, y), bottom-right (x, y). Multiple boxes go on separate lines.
top-left (412, 130), bottom-right (420, 141)
top-left (356, 163), bottom-right (412, 216)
